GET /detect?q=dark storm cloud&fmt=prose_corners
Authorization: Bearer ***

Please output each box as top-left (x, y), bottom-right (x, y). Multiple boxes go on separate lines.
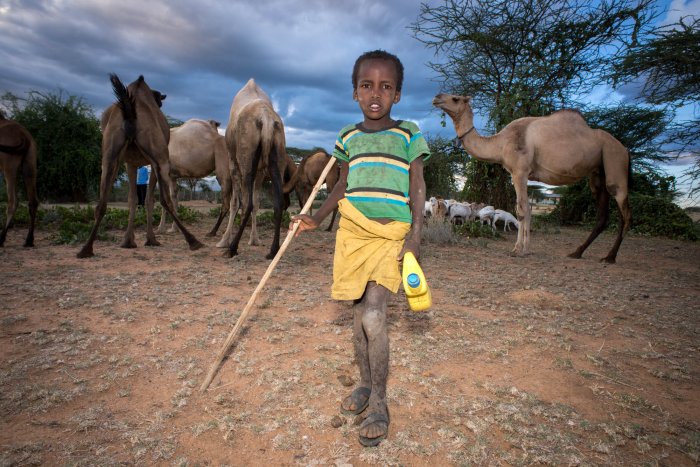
top-left (0, 0), bottom-right (449, 149)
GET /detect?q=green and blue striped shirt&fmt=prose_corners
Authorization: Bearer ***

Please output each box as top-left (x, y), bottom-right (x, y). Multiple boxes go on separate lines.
top-left (333, 120), bottom-right (430, 223)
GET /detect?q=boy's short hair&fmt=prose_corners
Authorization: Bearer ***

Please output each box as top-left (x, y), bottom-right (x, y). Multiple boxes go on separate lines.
top-left (352, 50), bottom-right (405, 92)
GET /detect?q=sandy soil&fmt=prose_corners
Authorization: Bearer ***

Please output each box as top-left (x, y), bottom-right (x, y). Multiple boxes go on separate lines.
top-left (1, 206), bottom-right (699, 466)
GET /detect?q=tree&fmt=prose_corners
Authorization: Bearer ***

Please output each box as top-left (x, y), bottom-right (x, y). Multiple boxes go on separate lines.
top-left (2, 90), bottom-right (102, 202)
top-left (411, 0), bottom-right (657, 210)
top-left (612, 16), bottom-right (700, 197)
top-left (583, 103), bottom-right (672, 174)
top-left (424, 135), bottom-right (468, 197)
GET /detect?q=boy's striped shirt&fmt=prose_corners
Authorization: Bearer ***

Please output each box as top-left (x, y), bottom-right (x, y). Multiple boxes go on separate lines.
top-left (332, 120), bottom-right (430, 223)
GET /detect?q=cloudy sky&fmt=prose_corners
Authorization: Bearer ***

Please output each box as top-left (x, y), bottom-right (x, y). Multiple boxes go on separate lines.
top-left (0, 0), bottom-right (697, 176)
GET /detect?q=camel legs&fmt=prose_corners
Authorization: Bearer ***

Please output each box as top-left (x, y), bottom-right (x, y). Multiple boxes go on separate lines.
top-left (602, 189), bottom-right (631, 264)
top-left (77, 141), bottom-right (124, 258)
top-left (0, 157), bottom-right (20, 247)
top-left (21, 147), bottom-right (38, 247)
top-left (144, 169), bottom-right (160, 246)
top-left (149, 157), bottom-right (203, 251)
top-left (569, 170), bottom-right (610, 260)
top-left (265, 155), bottom-right (285, 260)
top-left (226, 145), bottom-right (260, 258)
top-left (121, 163), bottom-right (139, 249)
top-left (512, 177), bottom-right (531, 256)
top-left (207, 174), bottom-right (232, 237)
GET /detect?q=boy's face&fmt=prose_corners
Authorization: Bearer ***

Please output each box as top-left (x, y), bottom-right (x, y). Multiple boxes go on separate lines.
top-left (353, 58), bottom-right (401, 130)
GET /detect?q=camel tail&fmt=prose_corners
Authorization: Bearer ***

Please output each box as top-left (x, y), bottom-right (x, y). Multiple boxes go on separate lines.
top-left (110, 73), bottom-right (137, 140)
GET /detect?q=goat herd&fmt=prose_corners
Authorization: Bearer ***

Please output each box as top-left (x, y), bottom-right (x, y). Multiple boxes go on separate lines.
top-left (2, 74), bottom-right (631, 263)
top-left (425, 196), bottom-right (519, 232)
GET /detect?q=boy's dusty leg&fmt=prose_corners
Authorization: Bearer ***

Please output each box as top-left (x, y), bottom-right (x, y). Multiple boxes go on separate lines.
top-left (358, 282), bottom-right (390, 445)
top-left (340, 301), bottom-right (372, 414)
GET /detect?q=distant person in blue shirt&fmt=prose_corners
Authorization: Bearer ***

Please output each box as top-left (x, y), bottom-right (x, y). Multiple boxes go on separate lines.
top-left (136, 165), bottom-right (150, 207)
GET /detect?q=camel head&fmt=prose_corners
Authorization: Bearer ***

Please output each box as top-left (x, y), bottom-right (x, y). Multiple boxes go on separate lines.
top-left (151, 90), bottom-right (166, 108)
top-left (432, 94), bottom-right (473, 124)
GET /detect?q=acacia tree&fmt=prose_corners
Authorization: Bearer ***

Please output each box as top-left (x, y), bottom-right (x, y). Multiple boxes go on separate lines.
top-left (412, 0), bottom-right (657, 210)
top-left (612, 16), bottom-right (700, 197)
top-left (2, 90), bottom-right (102, 202)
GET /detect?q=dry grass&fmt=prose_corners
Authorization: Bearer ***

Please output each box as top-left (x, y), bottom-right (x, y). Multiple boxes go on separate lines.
top-left (1, 215), bottom-right (698, 465)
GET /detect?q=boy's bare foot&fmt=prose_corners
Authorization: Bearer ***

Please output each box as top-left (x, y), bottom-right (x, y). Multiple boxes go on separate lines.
top-left (340, 387), bottom-right (371, 415)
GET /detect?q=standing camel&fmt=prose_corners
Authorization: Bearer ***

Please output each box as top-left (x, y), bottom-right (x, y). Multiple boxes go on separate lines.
top-left (77, 74), bottom-right (203, 258)
top-left (294, 150), bottom-right (339, 231)
top-left (220, 79), bottom-right (297, 259)
top-left (155, 118), bottom-right (233, 237)
top-left (434, 94), bottom-right (631, 263)
top-left (0, 111), bottom-right (38, 247)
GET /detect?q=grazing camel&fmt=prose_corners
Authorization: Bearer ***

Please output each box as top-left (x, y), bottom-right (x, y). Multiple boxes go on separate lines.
top-left (155, 118), bottom-right (233, 237)
top-left (434, 94), bottom-right (631, 263)
top-left (293, 150), bottom-right (340, 231)
top-left (77, 74), bottom-right (203, 258)
top-left (0, 111), bottom-right (38, 247)
top-left (220, 78), bottom-right (297, 259)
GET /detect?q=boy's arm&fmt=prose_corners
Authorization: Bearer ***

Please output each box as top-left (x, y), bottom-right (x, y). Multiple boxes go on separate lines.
top-left (399, 156), bottom-right (426, 260)
top-left (291, 160), bottom-right (348, 236)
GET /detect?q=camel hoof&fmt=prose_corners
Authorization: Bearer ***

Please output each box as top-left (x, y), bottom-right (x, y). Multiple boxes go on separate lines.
top-left (189, 240), bottom-right (205, 251)
top-left (145, 239), bottom-right (161, 247)
top-left (120, 241), bottom-right (137, 249)
top-left (600, 256), bottom-right (616, 264)
top-left (223, 249), bottom-right (237, 258)
top-left (205, 231), bottom-right (216, 238)
top-left (567, 252), bottom-right (582, 259)
top-left (76, 249), bottom-right (94, 259)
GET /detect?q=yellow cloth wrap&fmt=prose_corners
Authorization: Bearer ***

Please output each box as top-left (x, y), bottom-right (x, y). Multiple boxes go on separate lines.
top-left (331, 198), bottom-right (411, 300)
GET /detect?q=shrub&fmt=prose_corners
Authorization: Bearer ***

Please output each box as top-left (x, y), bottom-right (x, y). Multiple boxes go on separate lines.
top-left (422, 216), bottom-right (458, 244)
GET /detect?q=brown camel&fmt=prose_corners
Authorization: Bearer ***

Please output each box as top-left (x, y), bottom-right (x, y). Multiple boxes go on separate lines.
top-left (0, 111), bottom-right (38, 247)
top-left (221, 79), bottom-right (297, 259)
top-left (77, 74), bottom-right (203, 258)
top-left (433, 94), bottom-right (631, 263)
top-left (294, 150), bottom-right (340, 231)
top-left (155, 118), bottom-right (233, 237)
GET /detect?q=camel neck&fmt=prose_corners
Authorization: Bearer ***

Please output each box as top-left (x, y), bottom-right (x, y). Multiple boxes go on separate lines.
top-left (457, 123), bottom-right (504, 165)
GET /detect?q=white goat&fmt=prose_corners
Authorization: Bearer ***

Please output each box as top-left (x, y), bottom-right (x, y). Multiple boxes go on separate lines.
top-left (447, 202), bottom-right (471, 225)
top-left (477, 205), bottom-right (495, 228)
top-left (493, 209), bottom-right (520, 231)
top-left (424, 200), bottom-right (433, 217)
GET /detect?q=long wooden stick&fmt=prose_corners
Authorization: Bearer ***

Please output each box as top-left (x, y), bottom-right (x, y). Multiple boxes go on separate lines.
top-left (200, 156), bottom-right (337, 392)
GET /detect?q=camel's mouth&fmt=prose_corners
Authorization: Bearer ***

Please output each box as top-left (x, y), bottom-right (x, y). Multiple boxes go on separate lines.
top-left (432, 96), bottom-right (445, 108)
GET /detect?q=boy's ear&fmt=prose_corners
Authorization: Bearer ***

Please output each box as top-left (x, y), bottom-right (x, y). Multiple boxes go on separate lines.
top-left (353, 89), bottom-right (358, 101)
top-left (393, 91), bottom-right (401, 104)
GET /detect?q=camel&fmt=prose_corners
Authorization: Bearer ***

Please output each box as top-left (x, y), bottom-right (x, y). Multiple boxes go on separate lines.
top-left (433, 93), bottom-right (631, 263)
top-left (293, 150), bottom-right (340, 231)
top-left (77, 74), bottom-right (203, 258)
top-left (0, 111), bottom-right (38, 247)
top-left (154, 118), bottom-right (233, 237)
top-left (219, 79), bottom-right (297, 259)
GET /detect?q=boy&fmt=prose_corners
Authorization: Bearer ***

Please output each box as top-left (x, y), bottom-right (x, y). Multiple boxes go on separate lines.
top-left (291, 50), bottom-right (430, 446)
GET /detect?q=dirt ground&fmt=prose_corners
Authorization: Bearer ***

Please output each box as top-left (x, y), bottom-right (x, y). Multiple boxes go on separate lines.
top-left (1, 204), bottom-right (699, 466)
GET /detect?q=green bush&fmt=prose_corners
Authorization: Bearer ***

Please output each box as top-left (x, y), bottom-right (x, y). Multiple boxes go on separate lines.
top-left (454, 220), bottom-right (499, 239)
top-left (627, 193), bottom-right (698, 240)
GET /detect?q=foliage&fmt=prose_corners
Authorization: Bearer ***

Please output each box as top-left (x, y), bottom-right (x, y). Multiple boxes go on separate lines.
top-left (461, 160), bottom-right (516, 211)
top-left (254, 210), bottom-right (291, 228)
top-left (424, 135), bottom-right (469, 197)
top-left (411, 0), bottom-right (658, 212)
top-left (453, 219), bottom-right (498, 239)
top-left (545, 175), bottom-right (697, 240)
top-left (583, 104), bottom-right (673, 173)
top-left (612, 15), bottom-right (700, 197)
top-left (627, 193), bottom-right (697, 240)
top-left (1, 90), bottom-right (102, 202)
top-left (411, 0), bottom-right (656, 116)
